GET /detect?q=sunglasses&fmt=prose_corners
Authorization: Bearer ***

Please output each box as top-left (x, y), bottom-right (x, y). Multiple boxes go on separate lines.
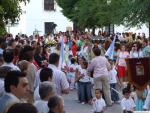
top-left (133, 45), bottom-right (137, 47)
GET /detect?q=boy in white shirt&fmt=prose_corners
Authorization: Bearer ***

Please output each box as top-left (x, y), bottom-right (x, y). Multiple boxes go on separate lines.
top-left (92, 89), bottom-right (106, 113)
top-left (121, 88), bottom-right (136, 113)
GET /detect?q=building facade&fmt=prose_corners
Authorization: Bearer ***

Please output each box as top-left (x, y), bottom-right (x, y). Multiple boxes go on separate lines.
top-left (9, 0), bottom-right (73, 36)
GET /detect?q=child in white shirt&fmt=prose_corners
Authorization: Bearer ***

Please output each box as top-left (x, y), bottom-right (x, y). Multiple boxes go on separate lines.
top-left (76, 57), bottom-right (92, 104)
top-left (121, 88), bottom-right (136, 113)
top-left (92, 89), bottom-right (106, 113)
top-left (67, 58), bottom-right (77, 90)
top-left (108, 59), bottom-right (120, 103)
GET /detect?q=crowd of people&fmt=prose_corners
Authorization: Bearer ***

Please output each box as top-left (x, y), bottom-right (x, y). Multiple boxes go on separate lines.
top-left (0, 31), bottom-right (149, 113)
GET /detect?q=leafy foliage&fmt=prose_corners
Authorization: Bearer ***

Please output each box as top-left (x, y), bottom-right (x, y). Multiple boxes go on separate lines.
top-left (0, 0), bottom-right (29, 35)
top-left (123, 0), bottom-right (150, 27)
top-left (56, 0), bottom-right (150, 30)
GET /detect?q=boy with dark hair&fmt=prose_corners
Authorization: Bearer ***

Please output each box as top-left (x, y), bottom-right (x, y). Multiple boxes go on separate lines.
top-left (92, 89), bottom-right (106, 113)
top-left (3, 49), bottom-right (14, 63)
top-left (121, 88), bottom-right (136, 113)
top-left (7, 39), bottom-right (16, 49)
top-left (40, 68), bottom-right (53, 82)
top-left (48, 53), bottom-right (60, 66)
top-left (2, 49), bottom-right (20, 71)
top-left (34, 68), bottom-right (53, 101)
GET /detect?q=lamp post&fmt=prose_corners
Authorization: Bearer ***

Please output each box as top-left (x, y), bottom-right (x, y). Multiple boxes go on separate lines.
top-left (106, 0), bottom-right (114, 35)
top-left (73, 6), bottom-right (78, 33)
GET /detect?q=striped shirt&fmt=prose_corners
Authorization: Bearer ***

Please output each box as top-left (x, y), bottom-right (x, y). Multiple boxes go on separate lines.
top-left (48, 64), bottom-right (69, 95)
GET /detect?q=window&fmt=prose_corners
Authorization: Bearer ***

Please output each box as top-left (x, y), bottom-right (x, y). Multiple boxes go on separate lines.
top-left (44, 22), bottom-right (57, 34)
top-left (44, 0), bottom-right (54, 11)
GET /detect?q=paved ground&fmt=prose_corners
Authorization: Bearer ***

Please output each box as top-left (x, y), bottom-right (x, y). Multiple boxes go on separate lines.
top-left (63, 90), bottom-right (122, 113)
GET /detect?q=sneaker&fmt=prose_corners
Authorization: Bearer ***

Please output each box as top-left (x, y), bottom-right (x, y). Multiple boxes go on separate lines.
top-left (70, 88), bottom-right (74, 91)
top-left (81, 102), bottom-right (85, 104)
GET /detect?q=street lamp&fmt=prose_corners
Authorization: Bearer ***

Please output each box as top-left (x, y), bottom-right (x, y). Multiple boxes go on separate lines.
top-left (106, 0), bottom-right (114, 35)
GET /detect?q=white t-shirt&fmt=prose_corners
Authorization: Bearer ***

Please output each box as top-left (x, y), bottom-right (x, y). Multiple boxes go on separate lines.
top-left (79, 68), bottom-right (91, 83)
top-left (121, 97), bottom-right (136, 111)
top-left (92, 97), bottom-right (106, 112)
top-left (48, 64), bottom-right (69, 95)
top-left (129, 51), bottom-right (143, 58)
top-left (76, 65), bottom-right (82, 72)
top-left (108, 67), bottom-right (117, 84)
top-left (118, 51), bottom-right (129, 67)
top-left (34, 86), bottom-right (40, 101)
top-left (34, 100), bottom-right (49, 113)
top-left (69, 64), bottom-right (77, 74)
top-left (68, 64), bottom-right (77, 77)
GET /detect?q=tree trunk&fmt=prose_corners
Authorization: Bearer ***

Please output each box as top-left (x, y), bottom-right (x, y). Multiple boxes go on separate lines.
top-left (0, 20), bottom-right (6, 36)
top-left (73, 22), bottom-right (78, 33)
top-left (92, 27), bottom-right (96, 36)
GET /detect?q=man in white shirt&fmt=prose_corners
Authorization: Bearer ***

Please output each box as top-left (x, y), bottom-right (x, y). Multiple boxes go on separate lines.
top-left (0, 71), bottom-right (29, 113)
top-left (48, 53), bottom-right (69, 95)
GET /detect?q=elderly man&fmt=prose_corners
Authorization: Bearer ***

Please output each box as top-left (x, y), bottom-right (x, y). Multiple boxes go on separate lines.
top-left (34, 81), bottom-right (55, 113)
top-left (0, 71), bottom-right (29, 113)
top-left (87, 47), bottom-right (113, 106)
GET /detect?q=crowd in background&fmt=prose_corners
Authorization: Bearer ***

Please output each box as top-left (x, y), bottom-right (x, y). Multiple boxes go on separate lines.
top-left (0, 31), bottom-right (149, 113)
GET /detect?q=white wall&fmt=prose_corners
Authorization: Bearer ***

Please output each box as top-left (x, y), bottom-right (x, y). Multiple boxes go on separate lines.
top-left (9, 0), bottom-right (73, 36)
top-left (115, 24), bottom-right (149, 38)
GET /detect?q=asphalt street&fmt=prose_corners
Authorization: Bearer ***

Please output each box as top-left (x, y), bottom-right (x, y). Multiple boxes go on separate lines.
top-left (63, 90), bottom-right (123, 113)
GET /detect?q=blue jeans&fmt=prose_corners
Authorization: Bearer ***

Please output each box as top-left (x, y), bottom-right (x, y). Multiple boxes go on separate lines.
top-left (110, 83), bottom-right (119, 102)
top-left (77, 81), bottom-right (92, 102)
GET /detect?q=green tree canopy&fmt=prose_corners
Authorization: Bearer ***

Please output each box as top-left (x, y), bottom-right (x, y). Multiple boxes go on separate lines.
top-left (56, 0), bottom-right (150, 33)
top-left (0, 0), bottom-right (29, 35)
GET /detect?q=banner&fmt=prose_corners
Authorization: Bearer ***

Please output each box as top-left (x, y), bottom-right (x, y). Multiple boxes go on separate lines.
top-left (105, 36), bottom-right (116, 59)
top-left (125, 57), bottom-right (150, 90)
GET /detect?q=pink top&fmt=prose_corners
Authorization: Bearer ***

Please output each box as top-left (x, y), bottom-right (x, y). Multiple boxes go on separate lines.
top-left (87, 56), bottom-right (111, 78)
top-left (118, 51), bottom-right (129, 67)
